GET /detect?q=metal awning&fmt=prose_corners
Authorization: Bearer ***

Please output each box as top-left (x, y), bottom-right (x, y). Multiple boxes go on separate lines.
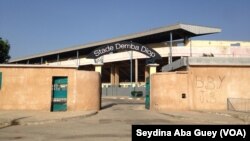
top-left (9, 23), bottom-right (221, 63)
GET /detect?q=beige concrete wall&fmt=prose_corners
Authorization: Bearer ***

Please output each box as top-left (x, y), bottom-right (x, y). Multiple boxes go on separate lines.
top-left (0, 66), bottom-right (100, 111)
top-left (187, 40), bottom-right (250, 48)
top-left (189, 66), bottom-right (250, 111)
top-left (147, 40), bottom-right (250, 48)
top-left (150, 72), bottom-right (189, 111)
top-left (151, 66), bottom-right (250, 111)
top-left (72, 71), bottom-right (101, 111)
top-left (188, 67), bottom-right (227, 110)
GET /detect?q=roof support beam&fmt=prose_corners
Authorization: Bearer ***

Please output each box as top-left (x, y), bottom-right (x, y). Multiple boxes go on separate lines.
top-left (40, 57), bottom-right (43, 64)
top-left (57, 54), bottom-right (60, 65)
top-left (130, 51), bottom-right (133, 88)
top-left (76, 50), bottom-right (79, 66)
top-left (57, 54), bottom-right (60, 61)
top-left (189, 38), bottom-right (192, 57)
top-left (168, 32), bottom-right (173, 64)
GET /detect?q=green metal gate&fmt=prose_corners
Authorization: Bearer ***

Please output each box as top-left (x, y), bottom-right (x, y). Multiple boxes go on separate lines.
top-left (0, 72), bottom-right (2, 89)
top-left (51, 77), bottom-right (68, 111)
top-left (145, 77), bottom-right (150, 109)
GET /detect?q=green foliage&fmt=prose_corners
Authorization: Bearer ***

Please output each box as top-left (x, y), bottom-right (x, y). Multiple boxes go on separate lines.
top-left (0, 37), bottom-right (11, 63)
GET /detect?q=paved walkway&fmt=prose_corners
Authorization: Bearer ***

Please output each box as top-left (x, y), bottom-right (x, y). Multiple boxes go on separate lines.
top-left (0, 99), bottom-right (249, 141)
top-left (0, 110), bottom-right (97, 128)
top-left (1, 97), bottom-right (250, 129)
top-left (0, 97), bottom-right (138, 128)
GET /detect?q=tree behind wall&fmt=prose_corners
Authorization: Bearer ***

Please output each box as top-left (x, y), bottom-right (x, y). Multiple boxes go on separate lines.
top-left (0, 37), bottom-right (11, 63)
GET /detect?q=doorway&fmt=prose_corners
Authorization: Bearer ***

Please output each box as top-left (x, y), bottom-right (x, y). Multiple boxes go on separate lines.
top-left (51, 77), bottom-right (68, 111)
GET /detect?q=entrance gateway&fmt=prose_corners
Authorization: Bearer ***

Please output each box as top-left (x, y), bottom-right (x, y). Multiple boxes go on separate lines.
top-left (87, 41), bottom-right (161, 107)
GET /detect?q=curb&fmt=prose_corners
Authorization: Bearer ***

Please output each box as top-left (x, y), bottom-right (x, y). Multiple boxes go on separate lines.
top-left (0, 111), bottom-right (98, 127)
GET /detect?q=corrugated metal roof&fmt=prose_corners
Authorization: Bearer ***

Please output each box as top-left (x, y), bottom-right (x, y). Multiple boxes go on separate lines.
top-left (9, 23), bottom-right (221, 63)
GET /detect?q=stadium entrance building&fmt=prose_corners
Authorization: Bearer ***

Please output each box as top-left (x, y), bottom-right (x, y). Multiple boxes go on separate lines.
top-left (7, 23), bottom-right (250, 97)
top-left (8, 24), bottom-right (222, 88)
top-left (2, 23), bottom-right (250, 111)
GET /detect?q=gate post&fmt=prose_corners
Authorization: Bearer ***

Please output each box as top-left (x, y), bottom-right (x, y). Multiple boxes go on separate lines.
top-left (94, 63), bottom-right (103, 75)
top-left (93, 63), bottom-right (103, 109)
top-left (146, 63), bottom-right (159, 75)
top-left (145, 63), bottom-right (159, 110)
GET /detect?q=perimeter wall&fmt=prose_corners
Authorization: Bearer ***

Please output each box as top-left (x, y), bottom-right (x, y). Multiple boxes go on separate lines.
top-left (150, 66), bottom-right (250, 111)
top-left (0, 66), bottom-right (101, 111)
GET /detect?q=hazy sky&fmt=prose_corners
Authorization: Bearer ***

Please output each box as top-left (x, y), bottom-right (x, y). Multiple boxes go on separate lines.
top-left (1, 0), bottom-right (250, 59)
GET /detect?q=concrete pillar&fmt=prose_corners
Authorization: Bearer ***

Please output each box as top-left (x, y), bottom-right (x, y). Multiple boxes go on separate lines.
top-left (184, 37), bottom-right (189, 46)
top-left (94, 63), bottom-right (103, 75)
top-left (146, 63), bottom-right (159, 75)
top-left (111, 64), bottom-right (119, 86)
top-left (135, 59), bottom-right (138, 86)
top-left (114, 64), bottom-right (119, 85)
top-left (110, 64), bottom-right (115, 85)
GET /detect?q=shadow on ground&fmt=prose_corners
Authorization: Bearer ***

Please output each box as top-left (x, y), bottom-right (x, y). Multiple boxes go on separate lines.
top-left (0, 117), bottom-right (30, 129)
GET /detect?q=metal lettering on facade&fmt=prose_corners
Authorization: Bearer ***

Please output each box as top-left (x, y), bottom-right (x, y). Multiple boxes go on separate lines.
top-left (87, 41), bottom-right (161, 63)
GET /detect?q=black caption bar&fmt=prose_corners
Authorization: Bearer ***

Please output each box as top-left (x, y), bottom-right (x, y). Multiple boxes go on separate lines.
top-left (132, 125), bottom-right (250, 141)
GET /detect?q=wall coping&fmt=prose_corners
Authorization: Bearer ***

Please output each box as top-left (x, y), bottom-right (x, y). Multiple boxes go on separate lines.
top-left (188, 57), bottom-right (250, 66)
top-left (0, 64), bottom-right (78, 69)
top-left (162, 57), bottom-right (250, 72)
